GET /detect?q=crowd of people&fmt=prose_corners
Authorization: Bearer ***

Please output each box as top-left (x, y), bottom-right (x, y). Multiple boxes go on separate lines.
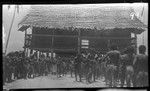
top-left (3, 44), bottom-right (148, 87)
top-left (3, 51), bottom-right (75, 83)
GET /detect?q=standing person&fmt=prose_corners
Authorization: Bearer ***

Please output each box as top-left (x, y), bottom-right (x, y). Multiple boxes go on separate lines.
top-left (70, 56), bottom-right (74, 77)
top-left (49, 57), bottom-right (53, 74)
top-left (41, 54), bottom-right (45, 76)
top-left (19, 56), bottom-right (24, 79)
top-left (28, 57), bottom-right (32, 78)
top-left (74, 54), bottom-right (82, 82)
top-left (13, 56), bottom-right (17, 80)
top-left (6, 56), bottom-right (13, 82)
top-left (99, 54), bottom-right (106, 80)
top-left (92, 54), bottom-right (97, 82)
top-left (120, 46), bottom-right (135, 87)
top-left (17, 57), bottom-right (22, 79)
top-left (45, 55), bottom-right (50, 76)
top-left (62, 58), bottom-right (66, 76)
top-left (87, 53), bottom-right (96, 83)
top-left (38, 54), bottom-right (42, 76)
top-left (3, 55), bottom-right (9, 84)
top-left (119, 53), bottom-right (127, 87)
top-left (133, 45), bottom-right (148, 87)
top-left (22, 56), bottom-right (27, 79)
top-left (53, 57), bottom-right (57, 75)
top-left (3, 55), bottom-right (6, 85)
top-left (57, 57), bottom-right (61, 77)
top-left (86, 53), bottom-right (93, 84)
top-left (102, 44), bottom-right (121, 87)
top-left (94, 54), bottom-right (100, 80)
top-left (24, 57), bottom-right (29, 79)
top-left (34, 56), bottom-right (39, 77)
top-left (84, 52), bottom-right (90, 83)
top-left (28, 56), bottom-right (34, 78)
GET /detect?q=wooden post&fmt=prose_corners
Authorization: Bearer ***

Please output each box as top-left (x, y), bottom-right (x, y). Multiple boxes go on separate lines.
top-left (26, 31), bottom-right (29, 57)
top-left (78, 29), bottom-right (81, 54)
top-left (51, 29), bottom-right (54, 59)
top-left (24, 30), bottom-right (27, 57)
top-left (28, 49), bottom-right (30, 57)
top-left (107, 39), bottom-right (110, 51)
top-left (135, 33), bottom-right (137, 54)
top-left (26, 48), bottom-right (28, 57)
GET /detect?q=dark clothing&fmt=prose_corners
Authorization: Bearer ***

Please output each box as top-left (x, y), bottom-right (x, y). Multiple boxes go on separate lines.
top-left (125, 54), bottom-right (135, 66)
top-left (133, 54), bottom-right (148, 87)
top-left (120, 54), bottom-right (135, 87)
top-left (104, 50), bottom-right (121, 86)
top-left (134, 54), bottom-right (148, 72)
top-left (106, 50), bottom-right (121, 66)
top-left (74, 56), bottom-right (82, 81)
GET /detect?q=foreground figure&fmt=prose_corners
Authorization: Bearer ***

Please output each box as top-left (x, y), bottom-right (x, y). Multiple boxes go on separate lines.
top-left (102, 44), bottom-right (121, 87)
top-left (133, 45), bottom-right (148, 87)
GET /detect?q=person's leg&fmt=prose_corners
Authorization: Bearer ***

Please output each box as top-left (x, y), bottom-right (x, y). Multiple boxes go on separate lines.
top-left (132, 71), bottom-right (137, 87)
top-left (70, 67), bottom-right (73, 77)
top-left (74, 67), bottom-right (78, 81)
top-left (23, 67), bottom-right (27, 79)
top-left (108, 67), bottom-right (113, 87)
top-left (93, 67), bottom-right (96, 82)
top-left (7, 71), bottom-right (12, 82)
top-left (113, 66), bottom-right (118, 87)
top-left (143, 72), bottom-right (148, 87)
top-left (120, 68), bottom-right (126, 87)
top-left (79, 69), bottom-right (82, 82)
top-left (126, 66), bottom-right (133, 87)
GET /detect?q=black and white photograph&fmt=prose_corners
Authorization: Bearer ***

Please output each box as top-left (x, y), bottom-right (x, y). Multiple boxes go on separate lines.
top-left (2, 3), bottom-right (148, 89)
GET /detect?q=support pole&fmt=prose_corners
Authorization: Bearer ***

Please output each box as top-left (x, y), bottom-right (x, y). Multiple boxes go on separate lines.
top-left (78, 29), bottom-right (81, 54)
top-left (24, 30), bottom-right (27, 58)
top-left (135, 33), bottom-right (137, 54)
top-left (26, 48), bottom-right (28, 57)
top-left (107, 39), bottom-right (110, 52)
top-left (29, 49), bottom-right (30, 57)
top-left (51, 29), bottom-right (54, 59)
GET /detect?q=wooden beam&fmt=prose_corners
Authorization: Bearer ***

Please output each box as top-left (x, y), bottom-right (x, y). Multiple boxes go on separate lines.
top-left (27, 34), bottom-right (77, 37)
top-left (26, 34), bottom-right (134, 40)
top-left (82, 36), bottom-right (134, 40)
top-left (29, 48), bottom-right (76, 51)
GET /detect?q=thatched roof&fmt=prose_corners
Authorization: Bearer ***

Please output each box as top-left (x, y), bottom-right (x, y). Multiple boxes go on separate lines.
top-left (18, 5), bottom-right (147, 33)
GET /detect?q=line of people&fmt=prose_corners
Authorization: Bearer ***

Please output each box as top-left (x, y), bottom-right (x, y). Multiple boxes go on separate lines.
top-left (3, 51), bottom-right (75, 85)
top-left (3, 44), bottom-right (148, 87)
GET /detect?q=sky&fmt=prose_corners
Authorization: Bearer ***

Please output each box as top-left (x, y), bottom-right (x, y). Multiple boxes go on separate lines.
top-left (2, 3), bottom-right (148, 54)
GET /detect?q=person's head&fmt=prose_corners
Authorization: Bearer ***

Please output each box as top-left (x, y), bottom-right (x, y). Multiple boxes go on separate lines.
top-left (139, 45), bottom-right (146, 54)
top-left (110, 44), bottom-right (118, 50)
